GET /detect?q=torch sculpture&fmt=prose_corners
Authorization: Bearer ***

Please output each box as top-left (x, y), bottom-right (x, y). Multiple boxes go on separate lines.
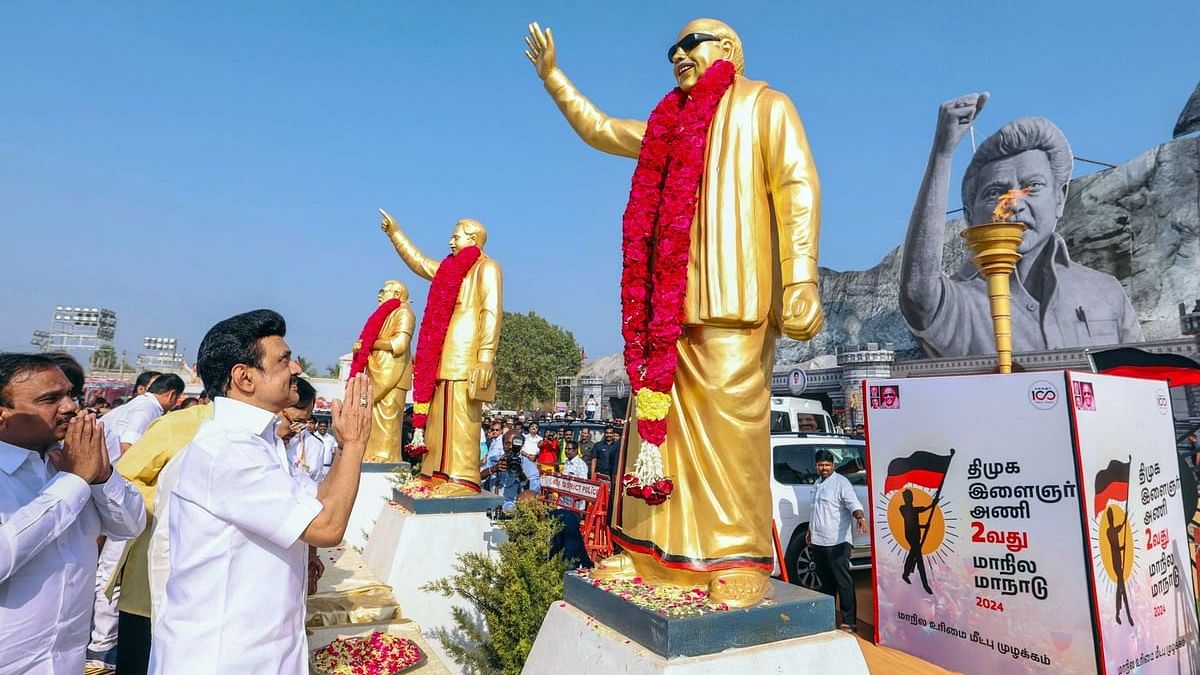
top-left (960, 189), bottom-right (1029, 374)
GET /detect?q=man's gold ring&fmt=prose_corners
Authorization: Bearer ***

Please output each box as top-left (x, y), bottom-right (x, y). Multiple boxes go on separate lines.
top-left (359, 396), bottom-right (369, 407)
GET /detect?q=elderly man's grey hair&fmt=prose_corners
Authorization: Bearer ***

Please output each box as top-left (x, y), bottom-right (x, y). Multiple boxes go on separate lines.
top-left (962, 116), bottom-right (1073, 223)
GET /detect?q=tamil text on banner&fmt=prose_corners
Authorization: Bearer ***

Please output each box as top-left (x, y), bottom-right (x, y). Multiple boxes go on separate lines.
top-left (866, 373), bottom-right (1097, 674)
top-left (1068, 372), bottom-right (1199, 674)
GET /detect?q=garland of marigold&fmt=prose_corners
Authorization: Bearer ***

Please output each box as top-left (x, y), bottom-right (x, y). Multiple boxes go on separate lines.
top-left (619, 60), bottom-right (736, 505)
top-left (405, 246), bottom-right (482, 457)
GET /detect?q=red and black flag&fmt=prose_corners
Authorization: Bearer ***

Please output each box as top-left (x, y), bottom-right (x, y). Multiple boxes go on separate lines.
top-left (1090, 347), bottom-right (1200, 387)
top-left (1093, 459), bottom-right (1131, 516)
top-left (883, 450), bottom-right (954, 494)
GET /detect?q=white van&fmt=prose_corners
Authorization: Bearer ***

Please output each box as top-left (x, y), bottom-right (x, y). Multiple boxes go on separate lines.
top-left (770, 396), bottom-right (836, 434)
top-left (770, 432), bottom-right (871, 588)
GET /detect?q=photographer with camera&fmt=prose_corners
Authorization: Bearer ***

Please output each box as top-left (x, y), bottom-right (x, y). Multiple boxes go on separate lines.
top-left (480, 422), bottom-right (507, 491)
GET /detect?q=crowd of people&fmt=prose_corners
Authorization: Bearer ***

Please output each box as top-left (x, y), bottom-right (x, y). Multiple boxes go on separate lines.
top-left (1, 306), bottom-right (639, 674)
top-left (0, 309), bottom-right (377, 674)
top-left (477, 413), bottom-right (624, 510)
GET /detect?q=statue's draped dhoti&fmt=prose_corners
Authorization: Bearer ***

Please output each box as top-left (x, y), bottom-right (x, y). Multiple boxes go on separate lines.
top-left (424, 380), bottom-right (482, 490)
top-left (614, 322), bottom-right (776, 584)
top-left (366, 383), bottom-right (407, 461)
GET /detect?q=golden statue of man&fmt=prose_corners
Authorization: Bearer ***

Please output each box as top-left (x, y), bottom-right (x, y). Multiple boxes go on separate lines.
top-left (352, 280), bottom-right (414, 462)
top-left (526, 19), bottom-right (822, 606)
top-left (380, 210), bottom-right (502, 497)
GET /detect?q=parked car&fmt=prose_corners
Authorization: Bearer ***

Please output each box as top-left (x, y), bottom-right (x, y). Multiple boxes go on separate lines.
top-left (537, 420), bottom-right (611, 446)
top-left (770, 396), bottom-right (837, 434)
top-left (770, 432), bottom-right (871, 589)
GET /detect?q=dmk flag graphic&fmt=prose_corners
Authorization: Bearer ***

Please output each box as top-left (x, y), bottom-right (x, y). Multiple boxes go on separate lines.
top-left (884, 450), bottom-right (955, 494)
top-left (1094, 459), bottom-right (1131, 516)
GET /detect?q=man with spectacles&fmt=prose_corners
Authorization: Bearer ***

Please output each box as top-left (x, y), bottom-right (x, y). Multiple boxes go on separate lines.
top-left (525, 18), bottom-right (822, 607)
top-left (479, 423), bottom-right (506, 492)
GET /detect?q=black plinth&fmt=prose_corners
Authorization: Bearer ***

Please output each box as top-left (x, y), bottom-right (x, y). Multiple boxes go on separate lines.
top-left (562, 572), bottom-right (834, 658)
top-left (360, 461), bottom-right (410, 474)
top-left (391, 487), bottom-right (503, 514)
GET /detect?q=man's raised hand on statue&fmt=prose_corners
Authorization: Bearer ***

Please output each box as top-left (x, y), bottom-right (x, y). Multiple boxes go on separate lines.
top-left (933, 92), bottom-right (989, 156)
top-left (900, 91), bottom-right (990, 331)
top-left (782, 282), bottom-right (823, 341)
top-left (379, 208), bottom-right (440, 280)
top-left (379, 208), bottom-right (397, 234)
top-left (524, 22), bottom-right (556, 80)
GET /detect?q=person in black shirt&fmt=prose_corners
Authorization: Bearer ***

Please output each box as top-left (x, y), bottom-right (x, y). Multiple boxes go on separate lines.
top-left (589, 426), bottom-right (621, 481)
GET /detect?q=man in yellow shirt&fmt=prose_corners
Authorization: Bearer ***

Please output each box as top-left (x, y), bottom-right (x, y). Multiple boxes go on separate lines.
top-left (110, 403), bottom-right (212, 675)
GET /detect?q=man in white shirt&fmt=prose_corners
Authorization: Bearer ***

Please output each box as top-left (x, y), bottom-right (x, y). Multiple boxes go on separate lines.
top-left (563, 440), bottom-right (589, 479)
top-left (88, 372), bottom-right (184, 668)
top-left (807, 449), bottom-right (867, 633)
top-left (313, 419), bottom-right (338, 460)
top-left (101, 373), bottom-right (184, 461)
top-left (523, 421), bottom-right (543, 450)
top-left (561, 440), bottom-right (590, 510)
top-left (149, 309), bottom-right (372, 675)
top-left (479, 421), bottom-right (507, 493)
top-left (0, 353), bottom-right (146, 675)
top-left (279, 378), bottom-right (331, 484)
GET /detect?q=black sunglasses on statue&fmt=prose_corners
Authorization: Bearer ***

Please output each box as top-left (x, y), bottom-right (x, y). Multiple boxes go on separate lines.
top-left (667, 33), bottom-right (720, 62)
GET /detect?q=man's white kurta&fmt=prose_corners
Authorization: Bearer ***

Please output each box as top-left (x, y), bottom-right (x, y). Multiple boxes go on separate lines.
top-left (148, 397), bottom-right (323, 675)
top-left (286, 430), bottom-right (331, 483)
top-left (94, 392), bottom-right (166, 653)
top-left (809, 472), bottom-right (863, 547)
top-left (0, 441), bottom-right (145, 675)
top-left (100, 393), bottom-right (165, 460)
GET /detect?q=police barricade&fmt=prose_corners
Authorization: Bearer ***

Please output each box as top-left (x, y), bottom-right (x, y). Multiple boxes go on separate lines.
top-left (539, 473), bottom-right (612, 563)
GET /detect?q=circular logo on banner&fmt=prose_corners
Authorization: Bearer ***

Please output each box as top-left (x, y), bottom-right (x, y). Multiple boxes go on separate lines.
top-left (1028, 380), bottom-right (1059, 410)
top-left (886, 490), bottom-right (946, 554)
top-left (1156, 390), bottom-right (1170, 415)
top-left (788, 368), bottom-right (807, 395)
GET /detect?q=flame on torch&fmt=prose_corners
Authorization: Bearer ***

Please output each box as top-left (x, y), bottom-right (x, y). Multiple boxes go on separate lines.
top-left (991, 187), bottom-right (1031, 222)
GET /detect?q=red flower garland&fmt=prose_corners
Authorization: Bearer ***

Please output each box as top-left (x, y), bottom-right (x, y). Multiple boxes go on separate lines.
top-left (619, 61), bottom-right (736, 502)
top-left (348, 298), bottom-right (403, 379)
top-left (405, 246), bottom-right (482, 457)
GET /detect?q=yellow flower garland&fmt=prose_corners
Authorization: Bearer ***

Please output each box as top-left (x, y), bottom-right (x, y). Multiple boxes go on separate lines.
top-left (635, 388), bottom-right (671, 421)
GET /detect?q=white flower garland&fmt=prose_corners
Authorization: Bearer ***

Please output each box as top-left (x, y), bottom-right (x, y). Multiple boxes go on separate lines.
top-left (630, 440), bottom-right (666, 485)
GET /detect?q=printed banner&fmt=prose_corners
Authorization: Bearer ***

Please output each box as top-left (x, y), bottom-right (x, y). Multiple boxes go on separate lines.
top-left (866, 373), bottom-right (1098, 674)
top-left (1069, 373), bottom-right (1199, 674)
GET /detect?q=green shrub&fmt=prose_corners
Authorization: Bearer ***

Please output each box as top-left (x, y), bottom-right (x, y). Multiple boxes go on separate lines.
top-left (422, 499), bottom-right (570, 675)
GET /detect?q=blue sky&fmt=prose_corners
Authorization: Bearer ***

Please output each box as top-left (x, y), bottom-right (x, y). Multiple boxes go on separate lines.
top-left (1, 1), bottom-right (1195, 369)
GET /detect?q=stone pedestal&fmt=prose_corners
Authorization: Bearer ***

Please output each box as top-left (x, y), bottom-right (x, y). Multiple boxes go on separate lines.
top-left (524, 572), bottom-right (868, 673)
top-left (343, 462), bottom-right (407, 551)
top-left (362, 493), bottom-right (504, 640)
top-left (523, 602), bottom-right (868, 674)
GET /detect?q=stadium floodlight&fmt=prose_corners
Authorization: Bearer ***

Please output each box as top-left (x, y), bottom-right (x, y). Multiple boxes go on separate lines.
top-left (143, 336), bottom-right (178, 352)
top-left (32, 303), bottom-right (119, 354)
top-left (139, 336), bottom-right (185, 369)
